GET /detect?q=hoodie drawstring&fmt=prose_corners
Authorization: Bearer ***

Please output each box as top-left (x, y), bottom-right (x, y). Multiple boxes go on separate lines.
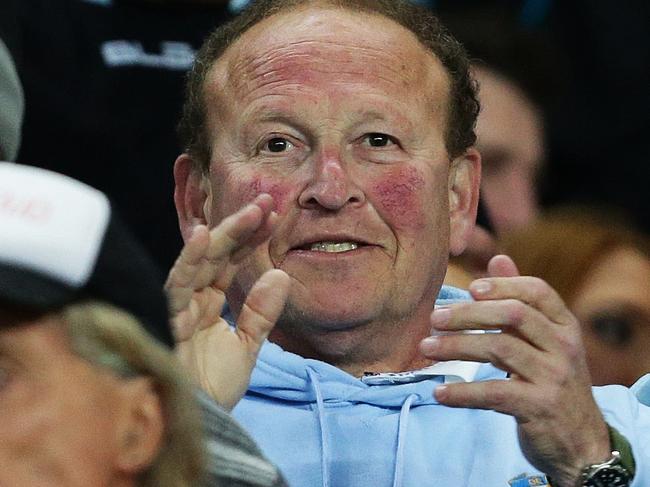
top-left (306, 367), bottom-right (330, 487)
top-left (393, 393), bottom-right (417, 487)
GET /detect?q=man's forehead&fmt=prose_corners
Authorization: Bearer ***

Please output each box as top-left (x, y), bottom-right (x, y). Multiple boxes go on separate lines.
top-left (207, 5), bottom-right (447, 97)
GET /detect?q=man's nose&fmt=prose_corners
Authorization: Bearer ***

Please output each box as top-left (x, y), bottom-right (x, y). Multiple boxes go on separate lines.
top-left (298, 150), bottom-right (365, 211)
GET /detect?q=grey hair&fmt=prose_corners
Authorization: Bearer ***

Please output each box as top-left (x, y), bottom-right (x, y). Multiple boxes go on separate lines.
top-left (61, 301), bottom-right (206, 487)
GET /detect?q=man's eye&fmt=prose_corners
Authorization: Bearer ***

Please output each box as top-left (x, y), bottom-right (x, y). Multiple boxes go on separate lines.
top-left (589, 312), bottom-right (634, 347)
top-left (264, 137), bottom-right (293, 153)
top-left (364, 133), bottom-right (395, 148)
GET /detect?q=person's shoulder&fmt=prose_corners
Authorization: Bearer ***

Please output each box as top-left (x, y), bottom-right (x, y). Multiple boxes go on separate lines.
top-left (632, 373), bottom-right (650, 407)
top-left (592, 380), bottom-right (650, 433)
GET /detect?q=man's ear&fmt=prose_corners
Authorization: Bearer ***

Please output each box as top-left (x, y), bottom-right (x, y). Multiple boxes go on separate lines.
top-left (114, 377), bottom-right (165, 476)
top-left (174, 153), bottom-right (211, 242)
top-left (448, 148), bottom-right (481, 256)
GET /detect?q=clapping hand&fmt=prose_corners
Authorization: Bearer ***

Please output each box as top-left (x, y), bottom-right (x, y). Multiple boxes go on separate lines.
top-left (421, 255), bottom-right (610, 486)
top-left (165, 194), bottom-right (290, 411)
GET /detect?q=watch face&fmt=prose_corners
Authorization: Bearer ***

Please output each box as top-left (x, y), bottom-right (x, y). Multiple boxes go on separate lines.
top-left (585, 466), bottom-right (631, 487)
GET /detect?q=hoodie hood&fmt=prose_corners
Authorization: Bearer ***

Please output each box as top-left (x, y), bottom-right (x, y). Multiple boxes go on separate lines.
top-left (632, 373), bottom-right (650, 406)
top-left (248, 337), bottom-right (506, 408)
top-left (244, 285), bottom-right (504, 408)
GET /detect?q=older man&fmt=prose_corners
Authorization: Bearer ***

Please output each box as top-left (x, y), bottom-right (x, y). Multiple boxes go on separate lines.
top-left (0, 163), bottom-right (287, 487)
top-left (167, 1), bottom-right (650, 486)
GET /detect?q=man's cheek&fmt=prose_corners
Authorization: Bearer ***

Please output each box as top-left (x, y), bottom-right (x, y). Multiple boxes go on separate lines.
top-left (246, 176), bottom-right (294, 214)
top-left (371, 166), bottom-right (427, 231)
top-left (227, 175), bottom-right (293, 215)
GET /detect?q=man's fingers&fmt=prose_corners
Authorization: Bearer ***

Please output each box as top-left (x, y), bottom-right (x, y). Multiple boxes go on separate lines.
top-left (165, 194), bottom-right (277, 315)
top-left (165, 224), bottom-right (211, 314)
top-left (202, 194), bottom-right (277, 290)
top-left (231, 211), bottom-right (279, 264)
top-left (204, 194), bottom-right (274, 262)
top-left (429, 300), bottom-right (563, 353)
top-left (237, 269), bottom-right (291, 351)
top-left (486, 254), bottom-right (520, 278)
top-left (172, 287), bottom-right (227, 342)
top-left (420, 332), bottom-right (556, 383)
top-left (434, 380), bottom-right (544, 423)
top-left (469, 275), bottom-right (576, 326)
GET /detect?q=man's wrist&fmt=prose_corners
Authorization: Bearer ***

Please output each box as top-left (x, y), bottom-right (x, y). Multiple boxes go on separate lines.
top-left (547, 423), bottom-right (635, 487)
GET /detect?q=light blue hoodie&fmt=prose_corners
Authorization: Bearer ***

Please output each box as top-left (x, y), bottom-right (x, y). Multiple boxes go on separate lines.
top-left (231, 286), bottom-right (650, 486)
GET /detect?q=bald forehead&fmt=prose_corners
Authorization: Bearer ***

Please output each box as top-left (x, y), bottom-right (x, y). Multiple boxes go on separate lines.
top-left (207, 6), bottom-right (449, 109)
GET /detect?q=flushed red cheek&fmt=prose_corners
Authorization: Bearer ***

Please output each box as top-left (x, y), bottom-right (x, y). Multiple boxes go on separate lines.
top-left (372, 166), bottom-right (427, 231)
top-left (240, 176), bottom-right (293, 215)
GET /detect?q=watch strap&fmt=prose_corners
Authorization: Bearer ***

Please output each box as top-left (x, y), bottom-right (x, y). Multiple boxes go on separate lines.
top-left (608, 424), bottom-right (635, 478)
top-left (546, 423), bottom-right (635, 486)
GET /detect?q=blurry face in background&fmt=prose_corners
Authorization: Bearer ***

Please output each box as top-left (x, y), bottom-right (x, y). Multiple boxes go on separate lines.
top-left (571, 246), bottom-right (650, 386)
top-left (0, 313), bottom-right (140, 486)
top-left (445, 65), bottom-right (543, 285)
top-left (474, 65), bottom-right (544, 234)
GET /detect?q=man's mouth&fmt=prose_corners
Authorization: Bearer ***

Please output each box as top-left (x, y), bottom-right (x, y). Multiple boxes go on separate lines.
top-left (308, 241), bottom-right (359, 253)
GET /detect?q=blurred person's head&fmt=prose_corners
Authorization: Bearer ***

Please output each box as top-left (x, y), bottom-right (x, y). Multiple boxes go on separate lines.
top-left (438, 7), bottom-right (558, 235)
top-left (445, 62), bottom-right (545, 287)
top-left (445, 64), bottom-right (545, 287)
top-left (437, 7), bottom-right (558, 286)
top-left (501, 207), bottom-right (650, 387)
top-left (0, 163), bottom-right (205, 486)
top-left (0, 38), bottom-right (23, 161)
top-left (473, 65), bottom-right (544, 233)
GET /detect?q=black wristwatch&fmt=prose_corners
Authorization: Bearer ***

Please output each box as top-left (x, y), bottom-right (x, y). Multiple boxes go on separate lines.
top-left (579, 424), bottom-right (635, 487)
top-left (580, 450), bottom-right (632, 486)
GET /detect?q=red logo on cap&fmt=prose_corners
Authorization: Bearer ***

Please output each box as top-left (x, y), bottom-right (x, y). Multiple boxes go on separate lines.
top-left (0, 191), bottom-right (53, 223)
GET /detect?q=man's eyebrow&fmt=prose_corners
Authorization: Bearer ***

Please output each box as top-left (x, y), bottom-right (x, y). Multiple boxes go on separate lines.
top-left (243, 108), bottom-right (311, 134)
top-left (351, 109), bottom-right (416, 132)
top-left (250, 108), bottom-right (298, 124)
top-left (355, 110), bottom-right (389, 122)
top-left (245, 107), bottom-right (415, 134)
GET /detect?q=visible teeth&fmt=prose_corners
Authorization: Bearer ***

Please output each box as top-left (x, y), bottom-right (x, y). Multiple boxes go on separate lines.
top-left (310, 242), bottom-right (359, 253)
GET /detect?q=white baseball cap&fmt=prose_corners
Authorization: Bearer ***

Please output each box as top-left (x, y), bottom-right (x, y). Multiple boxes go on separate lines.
top-left (0, 162), bottom-right (173, 347)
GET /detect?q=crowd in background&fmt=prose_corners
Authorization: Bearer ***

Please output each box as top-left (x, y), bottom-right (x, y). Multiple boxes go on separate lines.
top-left (1, 0), bottom-right (649, 485)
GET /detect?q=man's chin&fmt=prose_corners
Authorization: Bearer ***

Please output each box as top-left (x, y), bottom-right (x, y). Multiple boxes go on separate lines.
top-left (270, 300), bottom-right (381, 362)
top-left (279, 297), bottom-right (378, 333)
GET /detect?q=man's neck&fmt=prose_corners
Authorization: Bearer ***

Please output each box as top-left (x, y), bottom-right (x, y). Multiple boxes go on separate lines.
top-left (268, 308), bottom-right (435, 377)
